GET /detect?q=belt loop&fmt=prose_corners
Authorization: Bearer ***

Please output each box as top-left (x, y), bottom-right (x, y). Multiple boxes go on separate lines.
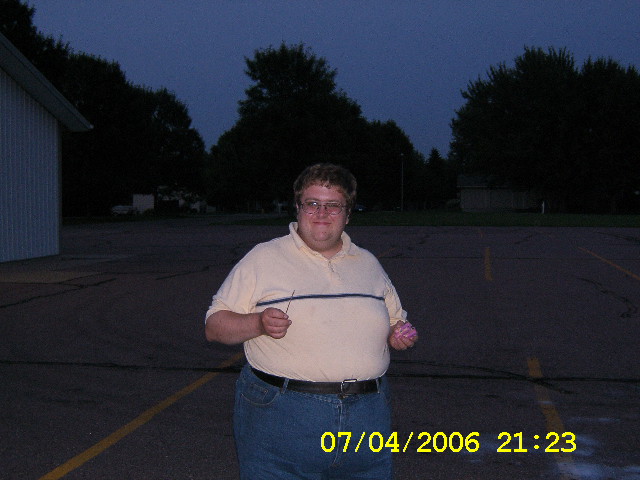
top-left (280, 377), bottom-right (289, 394)
top-left (375, 377), bottom-right (381, 393)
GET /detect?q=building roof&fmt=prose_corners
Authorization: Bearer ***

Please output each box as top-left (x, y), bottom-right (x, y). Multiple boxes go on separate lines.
top-left (457, 174), bottom-right (506, 188)
top-left (0, 32), bottom-right (91, 132)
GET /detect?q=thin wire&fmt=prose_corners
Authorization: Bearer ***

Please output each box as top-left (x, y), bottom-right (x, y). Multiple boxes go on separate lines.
top-left (285, 290), bottom-right (295, 314)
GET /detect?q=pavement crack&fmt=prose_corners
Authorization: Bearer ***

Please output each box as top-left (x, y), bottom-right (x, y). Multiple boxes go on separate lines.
top-left (156, 265), bottom-right (210, 280)
top-left (0, 286), bottom-right (82, 309)
top-left (577, 277), bottom-right (638, 318)
top-left (0, 278), bottom-right (115, 309)
top-left (389, 359), bottom-right (639, 393)
top-left (0, 358), bottom-right (244, 373)
top-left (598, 232), bottom-right (640, 245)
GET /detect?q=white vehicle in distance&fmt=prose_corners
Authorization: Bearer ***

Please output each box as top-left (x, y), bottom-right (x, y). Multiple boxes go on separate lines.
top-left (110, 205), bottom-right (138, 216)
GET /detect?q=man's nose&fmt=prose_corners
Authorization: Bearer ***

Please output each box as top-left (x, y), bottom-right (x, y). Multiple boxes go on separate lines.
top-left (316, 205), bottom-right (330, 216)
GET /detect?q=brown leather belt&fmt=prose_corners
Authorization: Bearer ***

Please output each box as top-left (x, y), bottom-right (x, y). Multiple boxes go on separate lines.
top-left (251, 367), bottom-right (380, 396)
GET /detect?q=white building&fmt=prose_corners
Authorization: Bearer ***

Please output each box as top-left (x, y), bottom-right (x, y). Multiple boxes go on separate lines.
top-left (457, 174), bottom-right (539, 213)
top-left (1, 33), bottom-right (91, 262)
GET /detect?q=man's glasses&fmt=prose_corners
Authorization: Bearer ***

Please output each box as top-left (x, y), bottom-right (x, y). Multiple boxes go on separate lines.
top-left (300, 201), bottom-right (344, 216)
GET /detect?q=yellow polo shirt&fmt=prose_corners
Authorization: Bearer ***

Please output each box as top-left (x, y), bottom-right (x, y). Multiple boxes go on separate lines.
top-left (206, 222), bottom-right (407, 382)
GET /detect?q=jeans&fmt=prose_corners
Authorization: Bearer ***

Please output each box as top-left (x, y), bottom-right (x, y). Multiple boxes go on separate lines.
top-left (234, 363), bottom-right (393, 480)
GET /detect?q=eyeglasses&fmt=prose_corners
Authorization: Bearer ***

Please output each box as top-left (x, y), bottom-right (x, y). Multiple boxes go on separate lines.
top-left (299, 201), bottom-right (345, 215)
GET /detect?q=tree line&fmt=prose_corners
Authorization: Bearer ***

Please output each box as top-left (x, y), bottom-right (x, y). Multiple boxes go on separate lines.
top-left (3, 0), bottom-right (639, 215)
top-left (451, 47), bottom-right (640, 213)
top-left (2, 0), bottom-right (206, 216)
top-left (2, 0), bottom-right (456, 216)
top-left (206, 43), bottom-right (456, 212)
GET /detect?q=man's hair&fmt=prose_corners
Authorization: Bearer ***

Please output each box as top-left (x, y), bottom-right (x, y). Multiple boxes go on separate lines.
top-left (293, 163), bottom-right (357, 212)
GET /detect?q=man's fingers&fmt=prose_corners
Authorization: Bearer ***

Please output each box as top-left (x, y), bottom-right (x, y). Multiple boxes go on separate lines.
top-left (261, 308), bottom-right (292, 338)
top-left (389, 330), bottom-right (418, 350)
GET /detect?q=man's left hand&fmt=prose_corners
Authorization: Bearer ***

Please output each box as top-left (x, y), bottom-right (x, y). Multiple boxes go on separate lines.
top-left (389, 321), bottom-right (418, 350)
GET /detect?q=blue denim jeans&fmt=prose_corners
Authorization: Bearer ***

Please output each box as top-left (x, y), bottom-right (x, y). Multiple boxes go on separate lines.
top-left (234, 363), bottom-right (393, 480)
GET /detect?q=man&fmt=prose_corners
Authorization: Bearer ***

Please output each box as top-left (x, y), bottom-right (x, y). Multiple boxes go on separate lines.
top-left (205, 163), bottom-right (418, 479)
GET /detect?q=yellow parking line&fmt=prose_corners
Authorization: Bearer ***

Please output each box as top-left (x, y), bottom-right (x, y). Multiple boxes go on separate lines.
top-left (579, 247), bottom-right (640, 282)
top-left (39, 351), bottom-right (245, 480)
top-left (527, 357), bottom-right (579, 480)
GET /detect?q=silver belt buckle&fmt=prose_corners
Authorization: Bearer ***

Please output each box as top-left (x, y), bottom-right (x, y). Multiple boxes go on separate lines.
top-left (340, 378), bottom-right (358, 397)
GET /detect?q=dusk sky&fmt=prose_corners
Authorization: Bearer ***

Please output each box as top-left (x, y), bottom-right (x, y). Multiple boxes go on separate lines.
top-left (31, 1), bottom-right (640, 157)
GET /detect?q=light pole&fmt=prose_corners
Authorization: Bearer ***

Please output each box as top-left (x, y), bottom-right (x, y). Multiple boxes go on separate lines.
top-left (400, 153), bottom-right (404, 212)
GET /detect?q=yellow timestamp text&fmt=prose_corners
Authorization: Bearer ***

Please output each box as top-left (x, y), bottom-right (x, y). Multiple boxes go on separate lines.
top-left (497, 431), bottom-right (577, 453)
top-left (320, 431), bottom-right (577, 454)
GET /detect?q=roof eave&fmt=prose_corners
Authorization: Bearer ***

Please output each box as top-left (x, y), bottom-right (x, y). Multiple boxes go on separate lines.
top-left (0, 33), bottom-right (92, 132)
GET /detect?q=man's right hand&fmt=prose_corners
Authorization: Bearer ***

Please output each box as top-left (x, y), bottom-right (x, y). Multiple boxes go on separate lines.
top-left (259, 307), bottom-right (292, 339)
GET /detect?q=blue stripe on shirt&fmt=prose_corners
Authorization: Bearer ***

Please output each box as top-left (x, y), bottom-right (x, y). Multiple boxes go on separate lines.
top-left (256, 293), bottom-right (384, 307)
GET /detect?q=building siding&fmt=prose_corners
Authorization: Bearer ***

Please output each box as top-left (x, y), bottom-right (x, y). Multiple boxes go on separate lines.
top-left (1, 68), bottom-right (60, 262)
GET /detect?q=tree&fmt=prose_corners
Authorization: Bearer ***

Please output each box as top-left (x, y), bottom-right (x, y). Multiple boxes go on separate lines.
top-left (206, 43), bottom-right (422, 212)
top-left (239, 43), bottom-right (339, 118)
top-left (573, 58), bottom-right (640, 212)
top-left (451, 47), bottom-right (579, 208)
top-left (422, 148), bottom-right (457, 208)
top-left (2, 0), bottom-right (206, 215)
top-left (60, 59), bottom-right (206, 215)
top-left (0, 0), bottom-right (70, 86)
top-left (450, 46), bottom-right (640, 213)
top-left (59, 54), bottom-right (137, 215)
top-left (229, 43), bottom-right (366, 208)
top-left (148, 88), bottom-right (205, 193)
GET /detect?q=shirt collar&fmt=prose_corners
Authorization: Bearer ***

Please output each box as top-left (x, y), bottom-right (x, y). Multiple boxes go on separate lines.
top-left (289, 222), bottom-right (359, 257)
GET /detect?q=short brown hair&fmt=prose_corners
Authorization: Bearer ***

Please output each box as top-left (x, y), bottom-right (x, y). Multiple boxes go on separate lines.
top-left (293, 163), bottom-right (357, 212)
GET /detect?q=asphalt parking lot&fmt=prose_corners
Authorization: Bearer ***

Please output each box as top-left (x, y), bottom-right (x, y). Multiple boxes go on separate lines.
top-left (1, 217), bottom-right (639, 479)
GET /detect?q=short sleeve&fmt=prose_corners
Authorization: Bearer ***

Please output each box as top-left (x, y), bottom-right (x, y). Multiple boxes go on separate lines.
top-left (204, 249), bottom-right (259, 321)
top-left (383, 272), bottom-right (407, 326)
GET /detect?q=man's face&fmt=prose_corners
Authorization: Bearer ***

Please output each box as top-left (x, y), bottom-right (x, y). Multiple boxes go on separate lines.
top-left (296, 184), bottom-right (349, 258)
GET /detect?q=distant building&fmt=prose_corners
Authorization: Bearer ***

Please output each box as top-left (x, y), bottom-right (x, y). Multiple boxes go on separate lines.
top-left (0, 33), bottom-right (91, 263)
top-left (132, 194), bottom-right (155, 214)
top-left (457, 174), bottom-right (539, 213)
